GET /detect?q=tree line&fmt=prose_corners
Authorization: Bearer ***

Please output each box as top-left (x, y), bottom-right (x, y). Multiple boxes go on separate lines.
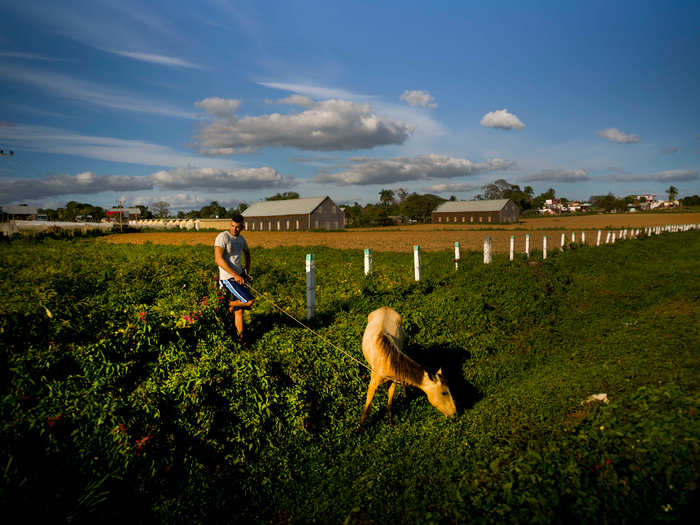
top-left (35, 183), bottom-right (698, 224)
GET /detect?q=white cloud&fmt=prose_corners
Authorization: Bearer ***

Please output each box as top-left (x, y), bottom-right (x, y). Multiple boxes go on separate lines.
top-left (0, 172), bottom-right (153, 201)
top-left (520, 169), bottom-right (589, 183)
top-left (195, 97), bottom-right (241, 116)
top-left (151, 167), bottom-right (294, 189)
top-left (266, 94), bottom-right (315, 108)
top-left (259, 81), bottom-right (446, 139)
top-left (312, 154), bottom-right (514, 186)
top-left (596, 128), bottom-right (640, 143)
top-left (0, 165), bottom-right (293, 203)
top-left (607, 169), bottom-right (698, 182)
top-left (660, 146), bottom-right (680, 155)
top-left (0, 63), bottom-right (195, 118)
top-left (424, 182), bottom-right (481, 193)
top-left (194, 98), bottom-right (412, 153)
top-left (481, 109), bottom-right (525, 130)
top-left (400, 90), bottom-right (437, 108)
top-left (106, 50), bottom-right (205, 69)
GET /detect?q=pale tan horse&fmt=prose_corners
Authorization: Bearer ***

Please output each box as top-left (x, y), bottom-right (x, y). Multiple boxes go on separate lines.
top-left (359, 306), bottom-right (457, 425)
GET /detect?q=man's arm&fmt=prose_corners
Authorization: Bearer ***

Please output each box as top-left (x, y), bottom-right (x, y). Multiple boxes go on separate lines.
top-left (214, 245), bottom-right (245, 284)
top-left (243, 248), bottom-right (251, 277)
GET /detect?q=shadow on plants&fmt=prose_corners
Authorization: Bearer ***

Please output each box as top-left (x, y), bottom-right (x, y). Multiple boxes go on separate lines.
top-left (406, 342), bottom-right (482, 412)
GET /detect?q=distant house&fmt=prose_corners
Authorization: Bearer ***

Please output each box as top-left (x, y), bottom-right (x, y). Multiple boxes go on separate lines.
top-left (0, 204), bottom-right (38, 221)
top-left (242, 196), bottom-right (345, 231)
top-left (432, 199), bottom-right (519, 224)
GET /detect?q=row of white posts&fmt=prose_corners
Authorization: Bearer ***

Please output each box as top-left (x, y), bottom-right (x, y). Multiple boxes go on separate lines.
top-left (302, 224), bottom-right (699, 319)
top-left (128, 219), bottom-right (201, 230)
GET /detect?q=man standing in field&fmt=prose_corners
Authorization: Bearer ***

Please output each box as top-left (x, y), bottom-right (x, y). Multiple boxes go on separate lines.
top-left (215, 214), bottom-right (254, 345)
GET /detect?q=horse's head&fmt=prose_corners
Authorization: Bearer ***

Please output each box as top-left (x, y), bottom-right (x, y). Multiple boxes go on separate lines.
top-left (423, 368), bottom-right (457, 418)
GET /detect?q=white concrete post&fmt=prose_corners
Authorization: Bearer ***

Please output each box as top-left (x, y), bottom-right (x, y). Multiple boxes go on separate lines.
top-left (509, 235), bottom-right (514, 261)
top-left (605, 231), bottom-right (611, 244)
top-left (306, 254), bottom-right (315, 319)
top-left (543, 236), bottom-right (548, 260)
top-left (560, 233), bottom-right (566, 251)
top-left (597, 230), bottom-right (602, 246)
top-left (525, 234), bottom-right (530, 258)
top-left (581, 231), bottom-right (586, 245)
top-left (194, 219), bottom-right (200, 231)
top-left (364, 248), bottom-right (372, 276)
top-left (483, 237), bottom-right (492, 264)
top-left (571, 232), bottom-right (575, 244)
top-left (612, 232), bottom-right (616, 243)
top-left (413, 245), bottom-right (421, 281)
top-left (454, 242), bottom-right (460, 270)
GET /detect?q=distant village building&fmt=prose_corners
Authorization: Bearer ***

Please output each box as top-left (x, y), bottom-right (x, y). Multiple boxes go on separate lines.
top-left (242, 196), bottom-right (345, 231)
top-left (105, 208), bottom-right (141, 222)
top-left (431, 199), bottom-right (519, 224)
top-left (0, 204), bottom-right (38, 221)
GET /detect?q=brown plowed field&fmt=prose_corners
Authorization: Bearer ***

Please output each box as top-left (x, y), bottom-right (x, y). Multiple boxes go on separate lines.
top-left (105, 212), bottom-right (700, 253)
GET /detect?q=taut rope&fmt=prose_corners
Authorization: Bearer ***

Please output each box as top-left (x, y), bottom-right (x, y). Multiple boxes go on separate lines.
top-left (243, 281), bottom-right (372, 372)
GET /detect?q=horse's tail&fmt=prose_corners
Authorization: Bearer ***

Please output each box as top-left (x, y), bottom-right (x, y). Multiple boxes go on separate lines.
top-left (376, 333), bottom-right (424, 385)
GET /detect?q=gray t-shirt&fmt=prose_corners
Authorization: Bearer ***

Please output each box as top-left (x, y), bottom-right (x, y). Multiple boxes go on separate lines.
top-left (215, 231), bottom-right (249, 280)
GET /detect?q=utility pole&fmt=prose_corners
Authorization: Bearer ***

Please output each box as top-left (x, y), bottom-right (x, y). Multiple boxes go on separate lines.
top-left (117, 199), bottom-right (124, 232)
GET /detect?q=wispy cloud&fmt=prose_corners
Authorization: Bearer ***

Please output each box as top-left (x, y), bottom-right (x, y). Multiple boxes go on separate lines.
top-left (312, 154), bottom-right (514, 186)
top-left (424, 182), bottom-right (481, 193)
top-left (0, 64), bottom-right (195, 118)
top-left (520, 169), bottom-right (589, 183)
top-left (105, 50), bottom-right (205, 70)
top-left (660, 146), bottom-right (680, 155)
top-left (0, 51), bottom-right (69, 62)
top-left (481, 109), bottom-right (525, 130)
top-left (0, 124), bottom-right (240, 169)
top-left (597, 128), bottom-right (640, 143)
top-left (258, 81), bottom-right (374, 100)
top-left (606, 169), bottom-right (698, 182)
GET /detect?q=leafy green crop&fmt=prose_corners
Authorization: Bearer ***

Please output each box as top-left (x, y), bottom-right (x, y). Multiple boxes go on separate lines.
top-left (1, 232), bottom-right (698, 523)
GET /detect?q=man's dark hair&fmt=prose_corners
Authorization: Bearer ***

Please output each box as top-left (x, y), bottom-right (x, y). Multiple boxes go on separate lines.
top-left (231, 213), bottom-right (245, 223)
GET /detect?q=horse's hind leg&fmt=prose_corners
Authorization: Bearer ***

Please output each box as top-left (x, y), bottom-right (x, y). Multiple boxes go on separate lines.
top-left (360, 375), bottom-right (381, 426)
top-left (387, 381), bottom-right (397, 426)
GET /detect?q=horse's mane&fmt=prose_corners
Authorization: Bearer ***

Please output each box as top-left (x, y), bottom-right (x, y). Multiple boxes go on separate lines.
top-left (376, 333), bottom-right (425, 386)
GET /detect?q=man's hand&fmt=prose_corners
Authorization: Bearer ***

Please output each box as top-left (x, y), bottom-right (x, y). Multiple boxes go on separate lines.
top-left (232, 273), bottom-right (245, 285)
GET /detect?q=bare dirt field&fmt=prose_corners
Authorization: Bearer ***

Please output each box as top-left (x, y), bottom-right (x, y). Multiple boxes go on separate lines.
top-left (105, 212), bottom-right (700, 253)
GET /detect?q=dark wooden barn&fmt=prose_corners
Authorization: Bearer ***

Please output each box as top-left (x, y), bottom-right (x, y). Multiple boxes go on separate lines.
top-left (431, 199), bottom-right (519, 224)
top-left (242, 196), bottom-right (345, 231)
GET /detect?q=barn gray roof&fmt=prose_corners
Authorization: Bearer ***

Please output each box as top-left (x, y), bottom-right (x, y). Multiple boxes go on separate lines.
top-left (433, 199), bottom-right (511, 213)
top-left (242, 196), bottom-right (330, 217)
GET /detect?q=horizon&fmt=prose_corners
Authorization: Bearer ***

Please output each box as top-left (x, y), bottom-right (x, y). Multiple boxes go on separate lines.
top-left (1, 1), bottom-right (699, 210)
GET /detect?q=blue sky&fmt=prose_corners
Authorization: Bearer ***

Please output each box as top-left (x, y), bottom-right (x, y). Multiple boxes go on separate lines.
top-left (0, 0), bottom-right (698, 211)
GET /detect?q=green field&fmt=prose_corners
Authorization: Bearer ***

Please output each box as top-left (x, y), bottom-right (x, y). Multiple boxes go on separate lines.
top-left (1, 232), bottom-right (698, 523)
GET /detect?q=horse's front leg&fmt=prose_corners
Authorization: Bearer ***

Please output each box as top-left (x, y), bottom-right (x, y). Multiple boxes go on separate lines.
top-left (360, 374), bottom-right (381, 426)
top-left (387, 381), bottom-right (397, 426)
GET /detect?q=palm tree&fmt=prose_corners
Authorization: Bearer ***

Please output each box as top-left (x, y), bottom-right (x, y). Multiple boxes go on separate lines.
top-left (666, 186), bottom-right (679, 202)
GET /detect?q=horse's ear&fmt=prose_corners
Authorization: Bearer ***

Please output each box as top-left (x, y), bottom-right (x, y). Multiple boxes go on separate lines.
top-left (437, 367), bottom-right (443, 376)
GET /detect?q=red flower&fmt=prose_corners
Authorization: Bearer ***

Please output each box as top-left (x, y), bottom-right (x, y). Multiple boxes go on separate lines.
top-left (134, 434), bottom-right (155, 456)
top-left (138, 311), bottom-right (146, 322)
top-left (46, 413), bottom-right (63, 429)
